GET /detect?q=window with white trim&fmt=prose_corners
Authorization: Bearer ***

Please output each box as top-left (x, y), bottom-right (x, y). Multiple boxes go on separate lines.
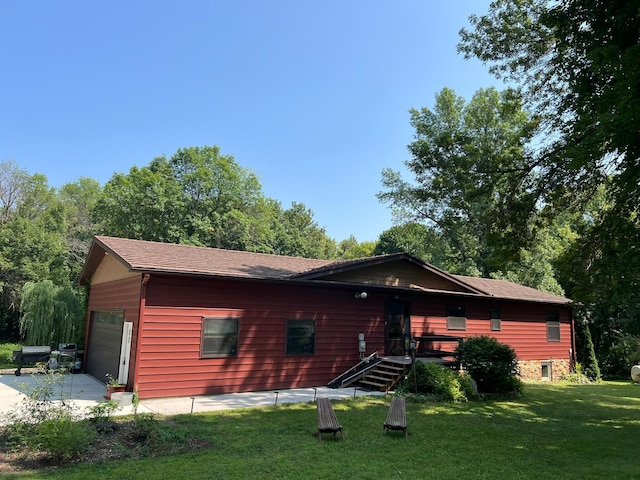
top-left (201, 317), bottom-right (239, 358)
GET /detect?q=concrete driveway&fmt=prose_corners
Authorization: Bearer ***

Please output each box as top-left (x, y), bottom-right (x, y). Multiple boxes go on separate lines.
top-left (0, 372), bottom-right (385, 424)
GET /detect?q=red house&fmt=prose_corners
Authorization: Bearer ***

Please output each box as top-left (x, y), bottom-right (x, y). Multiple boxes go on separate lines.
top-left (79, 236), bottom-right (574, 399)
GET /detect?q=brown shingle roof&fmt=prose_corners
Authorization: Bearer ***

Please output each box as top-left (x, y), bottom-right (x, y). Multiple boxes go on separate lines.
top-left (453, 275), bottom-right (570, 304)
top-left (86, 236), bottom-right (333, 280)
top-left (80, 236), bottom-right (571, 305)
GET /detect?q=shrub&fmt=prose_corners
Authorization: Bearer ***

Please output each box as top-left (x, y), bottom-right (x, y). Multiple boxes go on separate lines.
top-left (33, 415), bottom-right (96, 461)
top-left (455, 335), bottom-right (521, 394)
top-left (0, 342), bottom-right (20, 366)
top-left (1, 366), bottom-right (96, 461)
top-left (87, 399), bottom-right (120, 423)
top-left (601, 333), bottom-right (640, 378)
top-left (402, 361), bottom-right (470, 402)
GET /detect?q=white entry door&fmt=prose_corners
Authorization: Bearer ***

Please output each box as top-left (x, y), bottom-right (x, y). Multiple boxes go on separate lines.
top-left (117, 322), bottom-right (133, 385)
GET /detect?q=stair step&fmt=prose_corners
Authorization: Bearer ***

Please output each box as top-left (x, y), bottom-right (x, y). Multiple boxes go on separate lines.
top-left (364, 374), bottom-right (397, 383)
top-left (378, 364), bottom-right (405, 372)
top-left (360, 379), bottom-right (390, 389)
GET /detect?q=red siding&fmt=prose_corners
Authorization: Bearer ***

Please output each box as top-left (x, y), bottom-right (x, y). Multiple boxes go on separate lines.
top-left (134, 275), bottom-right (385, 398)
top-left (129, 275), bottom-right (572, 399)
top-left (84, 276), bottom-right (142, 388)
top-left (409, 295), bottom-right (572, 361)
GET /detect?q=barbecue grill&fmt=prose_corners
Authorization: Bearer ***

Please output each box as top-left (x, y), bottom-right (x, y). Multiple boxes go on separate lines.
top-left (12, 346), bottom-right (51, 376)
top-left (12, 343), bottom-right (79, 376)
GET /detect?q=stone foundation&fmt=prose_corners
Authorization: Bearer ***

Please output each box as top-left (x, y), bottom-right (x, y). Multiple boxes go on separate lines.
top-left (518, 358), bottom-right (571, 382)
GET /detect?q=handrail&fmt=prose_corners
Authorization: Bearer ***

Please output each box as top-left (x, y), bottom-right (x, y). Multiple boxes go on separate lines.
top-left (326, 352), bottom-right (379, 388)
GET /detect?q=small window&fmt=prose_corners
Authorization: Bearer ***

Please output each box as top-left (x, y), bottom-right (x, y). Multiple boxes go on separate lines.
top-left (541, 361), bottom-right (552, 380)
top-left (546, 313), bottom-right (560, 342)
top-left (286, 319), bottom-right (315, 355)
top-left (202, 317), bottom-right (239, 358)
top-left (447, 306), bottom-right (466, 331)
top-left (490, 308), bottom-right (501, 331)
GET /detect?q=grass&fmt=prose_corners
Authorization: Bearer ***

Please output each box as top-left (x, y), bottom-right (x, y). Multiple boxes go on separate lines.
top-left (3, 380), bottom-right (640, 479)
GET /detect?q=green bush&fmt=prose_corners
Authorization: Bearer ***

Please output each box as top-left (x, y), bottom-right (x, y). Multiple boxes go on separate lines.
top-left (401, 361), bottom-right (472, 402)
top-left (601, 333), bottom-right (640, 378)
top-left (0, 342), bottom-right (20, 367)
top-left (34, 416), bottom-right (96, 461)
top-left (87, 399), bottom-right (120, 423)
top-left (455, 335), bottom-right (522, 394)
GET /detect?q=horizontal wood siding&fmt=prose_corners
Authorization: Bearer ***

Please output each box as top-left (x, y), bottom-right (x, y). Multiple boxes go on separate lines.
top-left (409, 295), bottom-right (572, 361)
top-left (133, 275), bottom-right (572, 398)
top-left (84, 275), bottom-right (142, 387)
top-left (137, 275), bottom-right (385, 398)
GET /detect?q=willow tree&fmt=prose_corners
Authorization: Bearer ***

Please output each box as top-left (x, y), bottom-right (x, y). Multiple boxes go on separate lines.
top-left (19, 280), bottom-right (84, 346)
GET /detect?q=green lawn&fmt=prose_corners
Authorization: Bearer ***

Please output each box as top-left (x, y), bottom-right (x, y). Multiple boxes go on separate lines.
top-left (5, 381), bottom-right (640, 480)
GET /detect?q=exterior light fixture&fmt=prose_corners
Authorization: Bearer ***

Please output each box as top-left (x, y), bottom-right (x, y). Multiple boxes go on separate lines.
top-left (355, 291), bottom-right (368, 300)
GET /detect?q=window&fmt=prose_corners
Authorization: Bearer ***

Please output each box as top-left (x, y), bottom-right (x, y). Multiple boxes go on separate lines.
top-left (447, 306), bottom-right (466, 331)
top-left (546, 312), bottom-right (560, 342)
top-left (201, 317), bottom-right (239, 358)
top-left (490, 308), bottom-right (501, 331)
top-left (541, 361), bottom-right (552, 380)
top-left (286, 319), bottom-right (315, 355)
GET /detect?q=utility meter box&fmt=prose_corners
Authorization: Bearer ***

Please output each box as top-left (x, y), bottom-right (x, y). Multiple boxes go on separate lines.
top-left (358, 333), bottom-right (366, 352)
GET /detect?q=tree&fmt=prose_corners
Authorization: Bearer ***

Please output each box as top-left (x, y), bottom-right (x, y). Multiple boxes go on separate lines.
top-left (0, 168), bottom-right (70, 340)
top-left (93, 146), bottom-right (267, 248)
top-left (373, 223), bottom-right (448, 268)
top-left (93, 158), bottom-right (185, 244)
top-left (20, 280), bottom-right (84, 346)
top-left (337, 236), bottom-right (376, 260)
top-left (94, 146), bottom-right (338, 259)
top-left (459, 1), bottom-right (640, 221)
top-left (379, 87), bottom-right (540, 276)
top-left (0, 159), bottom-right (27, 223)
top-left (458, 1), bottom-right (640, 372)
top-left (59, 178), bottom-right (102, 283)
top-left (271, 202), bottom-right (337, 259)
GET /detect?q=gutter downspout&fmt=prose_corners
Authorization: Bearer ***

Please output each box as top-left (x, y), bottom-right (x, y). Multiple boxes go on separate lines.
top-left (133, 273), bottom-right (151, 395)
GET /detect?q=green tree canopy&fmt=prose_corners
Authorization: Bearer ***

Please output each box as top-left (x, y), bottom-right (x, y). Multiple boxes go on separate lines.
top-left (337, 235), bottom-right (376, 260)
top-left (373, 223), bottom-right (449, 268)
top-left (94, 146), bottom-right (338, 259)
top-left (379, 87), bottom-right (540, 276)
top-left (20, 280), bottom-right (84, 346)
top-left (458, 0), bottom-right (640, 241)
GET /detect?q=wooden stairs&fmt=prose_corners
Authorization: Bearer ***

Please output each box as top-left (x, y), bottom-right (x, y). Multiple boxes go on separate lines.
top-left (358, 358), bottom-right (410, 392)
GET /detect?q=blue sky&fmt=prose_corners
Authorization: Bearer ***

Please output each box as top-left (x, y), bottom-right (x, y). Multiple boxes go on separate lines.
top-left (1, 1), bottom-right (499, 243)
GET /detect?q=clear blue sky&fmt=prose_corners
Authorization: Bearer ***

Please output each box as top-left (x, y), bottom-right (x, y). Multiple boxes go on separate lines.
top-left (2, 1), bottom-right (499, 243)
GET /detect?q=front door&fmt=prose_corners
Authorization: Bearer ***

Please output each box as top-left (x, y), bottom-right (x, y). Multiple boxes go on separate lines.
top-left (385, 302), bottom-right (411, 356)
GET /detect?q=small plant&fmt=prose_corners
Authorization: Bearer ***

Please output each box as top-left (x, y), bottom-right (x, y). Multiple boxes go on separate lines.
top-left (86, 399), bottom-right (120, 423)
top-left (131, 413), bottom-right (160, 441)
top-left (105, 373), bottom-right (122, 386)
top-left (132, 392), bottom-right (140, 415)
